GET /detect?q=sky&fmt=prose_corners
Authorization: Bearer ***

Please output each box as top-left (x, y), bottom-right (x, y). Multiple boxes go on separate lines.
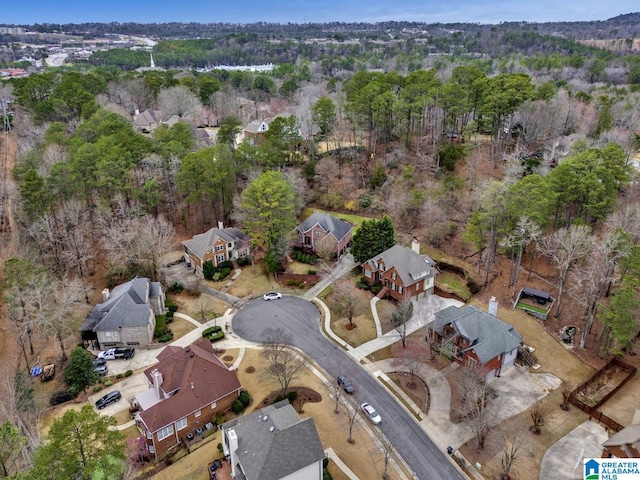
top-left (2, 1), bottom-right (638, 26)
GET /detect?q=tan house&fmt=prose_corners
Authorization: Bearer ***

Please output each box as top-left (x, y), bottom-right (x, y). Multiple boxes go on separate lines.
top-left (79, 277), bottom-right (165, 349)
top-left (295, 212), bottom-right (353, 258)
top-left (362, 241), bottom-right (436, 301)
top-left (133, 109), bottom-right (163, 133)
top-left (221, 401), bottom-right (325, 480)
top-left (135, 340), bottom-right (242, 460)
top-left (182, 224), bottom-right (251, 276)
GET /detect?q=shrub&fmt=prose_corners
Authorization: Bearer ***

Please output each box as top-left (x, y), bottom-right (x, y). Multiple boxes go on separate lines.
top-left (168, 282), bottom-right (184, 294)
top-left (217, 443), bottom-right (224, 453)
top-left (356, 281), bottom-right (370, 290)
top-left (154, 315), bottom-right (167, 337)
top-left (116, 373), bottom-right (124, 379)
top-left (358, 193), bottom-right (373, 209)
top-left (92, 385), bottom-right (103, 393)
top-left (202, 326), bottom-right (222, 338)
top-left (273, 395), bottom-right (284, 404)
top-left (49, 389), bottom-right (75, 406)
top-left (203, 260), bottom-right (216, 280)
top-left (158, 332), bottom-right (174, 343)
top-left (371, 285), bottom-right (382, 295)
top-left (286, 279), bottom-right (299, 287)
top-left (216, 413), bottom-right (226, 426)
top-left (231, 399), bottom-right (244, 414)
top-left (307, 269), bottom-right (317, 275)
top-left (220, 267), bottom-right (231, 279)
top-left (286, 391), bottom-right (298, 404)
top-left (209, 331), bottom-right (225, 342)
top-left (103, 379), bottom-right (113, 387)
top-left (125, 370), bottom-right (133, 377)
top-left (237, 257), bottom-right (250, 266)
top-left (218, 260), bottom-right (233, 270)
top-left (167, 304), bottom-right (178, 313)
top-left (239, 390), bottom-right (251, 407)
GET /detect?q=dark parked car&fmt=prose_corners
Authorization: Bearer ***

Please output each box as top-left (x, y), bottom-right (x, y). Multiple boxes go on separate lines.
top-left (337, 375), bottom-right (355, 394)
top-left (95, 390), bottom-right (121, 409)
top-left (93, 357), bottom-right (106, 367)
top-left (94, 364), bottom-right (108, 376)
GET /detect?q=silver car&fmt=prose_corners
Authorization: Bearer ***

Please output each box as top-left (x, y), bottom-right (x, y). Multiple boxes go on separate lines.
top-left (361, 402), bottom-right (382, 425)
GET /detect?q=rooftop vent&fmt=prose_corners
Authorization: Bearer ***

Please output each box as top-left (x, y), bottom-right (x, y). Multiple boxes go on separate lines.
top-left (263, 416), bottom-right (268, 421)
top-left (269, 426), bottom-right (275, 432)
top-left (190, 382), bottom-right (194, 389)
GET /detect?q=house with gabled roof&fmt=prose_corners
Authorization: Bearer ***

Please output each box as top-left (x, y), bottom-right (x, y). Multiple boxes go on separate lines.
top-left (79, 277), bottom-right (165, 349)
top-left (135, 339), bottom-right (242, 460)
top-left (133, 109), bottom-right (163, 133)
top-left (427, 304), bottom-right (523, 380)
top-left (221, 400), bottom-right (325, 480)
top-left (243, 119), bottom-right (271, 146)
top-left (295, 212), bottom-right (353, 258)
top-left (362, 240), bottom-right (437, 301)
top-left (182, 223), bottom-right (251, 277)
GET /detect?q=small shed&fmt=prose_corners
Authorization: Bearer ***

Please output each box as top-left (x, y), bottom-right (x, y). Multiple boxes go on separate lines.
top-left (515, 286), bottom-right (554, 320)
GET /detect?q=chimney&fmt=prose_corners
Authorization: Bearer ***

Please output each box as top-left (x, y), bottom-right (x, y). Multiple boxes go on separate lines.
top-left (227, 429), bottom-right (239, 476)
top-left (101, 288), bottom-right (110, 302)
top-left (217, 220), bottom-right (224, 229)
top-left (411, 237), bottom-right (420, 254)
top-left (134, 108), bottom-right (140, 116)
top-left (151, 369), bottom-right (163, 399)
top-left (488, 296), bottom-right (498, 316)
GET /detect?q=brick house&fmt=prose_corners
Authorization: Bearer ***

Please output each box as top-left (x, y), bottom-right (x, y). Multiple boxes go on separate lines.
top-left (79, 277), bottom-right (165, 349)
top-left (427, 304), bottom-right (522, 380)
top-left (135, 340), bottom-right (242, 460)
top-left (295, 212), bottom-right (353, 258)
top-left (362, 241), bottom-right (436, 301)
top-left (221, 400), bottom-right (325, 480)
top-left (182, 224), bottom-right (251, 277)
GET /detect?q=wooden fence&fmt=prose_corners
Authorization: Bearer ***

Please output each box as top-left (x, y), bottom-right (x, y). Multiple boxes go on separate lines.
top-left (569, 357), bottom-right (637, 433)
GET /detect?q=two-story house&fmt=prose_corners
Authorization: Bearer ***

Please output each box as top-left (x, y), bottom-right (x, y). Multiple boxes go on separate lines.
top-left (427, 303), bottom-right (523, 380)
top-left (295, 212), bottom-right (353, 259)
top-left (135, 340), bottom-right (242, 460)
top-left (182, 223), bottom-right (251, 277)
top-left (362, 241), bottom-right (437, 301)
top-left (79, 277), bottom-right (165, 349)
top-left (221, 400), bottom-right (325, 480)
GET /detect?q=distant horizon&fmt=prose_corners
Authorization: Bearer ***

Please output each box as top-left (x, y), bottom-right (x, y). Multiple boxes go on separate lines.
top-left (2, 1), bottom-right (639, 27)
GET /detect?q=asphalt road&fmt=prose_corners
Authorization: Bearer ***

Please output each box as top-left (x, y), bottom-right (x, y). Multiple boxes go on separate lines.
top-left (233, 296), bottom-right (464, 480)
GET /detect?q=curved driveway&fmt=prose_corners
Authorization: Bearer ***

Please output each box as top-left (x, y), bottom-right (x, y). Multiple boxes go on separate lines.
top-left (233, 296), bottom-right (464, 480)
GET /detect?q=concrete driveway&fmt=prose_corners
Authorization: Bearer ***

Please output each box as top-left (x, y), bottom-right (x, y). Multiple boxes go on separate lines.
top-left (232, 295), bottom-right (465, 480)
top-left (88, 372), bottom-right (150, 416)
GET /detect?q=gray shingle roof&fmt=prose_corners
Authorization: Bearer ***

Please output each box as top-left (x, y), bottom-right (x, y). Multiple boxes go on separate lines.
top-left (223, 401), bottom-right (325, 480)
top-left (603, 424), bottom-right (640, 447)
top-left (365, 245), bottom-right (435, 286)
top-left (296, 212), bottom-right (353, 242)
top-left (244, 119), bottom-right (270, 134)
top-left (80, 277), bottom-right (156, 332)
top-left (429, 305), bottom-right (523, 364)
top-left (133, 109), bottom-right (162, 127)
top-left (182, 227), bottom-right (250, 259)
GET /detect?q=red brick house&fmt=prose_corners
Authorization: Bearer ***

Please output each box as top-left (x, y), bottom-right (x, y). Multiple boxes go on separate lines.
top-left (182, 224), bottom-right (250, 277)
top-left (362, 242), bottom-right (436, 301)
top-left (295, 212), bottom-right (353, 258)
top-left (135, 340), bottom-right (242, 459)
top-left (602, 423), bottom-right (640, 458)
top-left (427, 305), bottom-right (522, 380)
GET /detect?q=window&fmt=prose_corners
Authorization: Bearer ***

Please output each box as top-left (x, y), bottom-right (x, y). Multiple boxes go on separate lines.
top-left (146, 430), bottom-right (153, 439)
top-left (215, 244), bottom-right (224, 252)
top-left (216, 254), bottom-right (225, 263)
top-left (379, 263), bottom-right (385, 272)
top-left (105, 332), bottom-right (112, 338)
top-left (157, 425), bottom-right (174, 441)
top-left (176, 418), bottom-right (187, 431)
top-left (466, 357), bottom-right (478, 369)
top-left (364, 270), bottom-right (372, 278)
top-left (210, 402), bottom-right (217, 409)
top-left (391, 272), bottom-right (396, 280)
top-left (391, 283), bottom-right (396, 291)
top-left (398, 286), bottom-right (403, 294)
top-left (228, 242), bottom-right (232, 248)
top-left (195, 410), bottom-right (201, 418)
top-left (148, 445), bottom-right (155, 454)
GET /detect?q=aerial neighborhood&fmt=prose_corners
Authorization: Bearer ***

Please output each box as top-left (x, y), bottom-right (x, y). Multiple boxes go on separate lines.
top-left (1, 10), bottom-right (640, 480)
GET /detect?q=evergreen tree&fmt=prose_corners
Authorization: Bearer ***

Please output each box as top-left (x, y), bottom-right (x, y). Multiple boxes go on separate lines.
top-left (351, 215), bottom-right (396, 263)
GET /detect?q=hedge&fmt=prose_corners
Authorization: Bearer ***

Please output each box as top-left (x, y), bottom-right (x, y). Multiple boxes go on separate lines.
top-left (202, 326), bottom-right (222, 338)
top-left (208, 331), bottom-right (225, 342)
top-left (231, 400), bottom-right (244, 414)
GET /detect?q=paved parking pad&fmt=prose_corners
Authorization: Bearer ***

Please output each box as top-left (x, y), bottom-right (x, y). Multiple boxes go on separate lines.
top-left (89, 373), bottom-right (149, 416)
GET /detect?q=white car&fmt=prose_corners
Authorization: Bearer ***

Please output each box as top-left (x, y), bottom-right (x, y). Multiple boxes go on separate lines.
top-left (361, 402), bottom-right (382, 425)
top-left (263, 292), bottom-right (283, 301)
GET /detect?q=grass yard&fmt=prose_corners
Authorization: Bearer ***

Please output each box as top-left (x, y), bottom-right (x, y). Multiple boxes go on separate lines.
top-left (437, 272), bottom-right (472, 301)
top-left (225, 264), bottom-right (275, 298)
top-left (325, 280), bottom-right (378, 347)
top-left (300, 207), bottom-right (377, 232)
top-left (175, 293), bottom-right (229, 320)
top-left (332, 314), bottom-right (377, 346)
top-left (287, 260), bottom-right (322, 275)
top-left (167, 316), bottom-right (197, 341)
top-left (516, 301), bottom-right (550, 315)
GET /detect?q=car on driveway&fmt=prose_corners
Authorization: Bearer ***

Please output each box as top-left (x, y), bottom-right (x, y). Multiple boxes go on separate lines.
top-left (337, 375), bottom-right (355, 394)
top-left (95, 390), bottom-right (121, 409)
top-left (97, 347), bottom-right (135, 360)
top-left (361, 402), bottom-right (382, 425)
top-left (263, 292), bottom-right (283, 301)
top-left (94, 364), bottom-right (108, 376)
top-left (93, 357), bottom-right (106, 367)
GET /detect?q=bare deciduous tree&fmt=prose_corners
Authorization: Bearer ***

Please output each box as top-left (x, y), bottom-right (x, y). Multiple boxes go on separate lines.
top-left (560, 382), bottom-right (574, 411)
top-left (497, 422), bottom-right (526, 480)
top-left (335, 281), bottom-right (358, 327)
top-left (529, 403), bottom-right (546, 434)
top-left (499, 216), bottom-right (541, 298)
top-left (391, 300), bottom-right (414, 348)
top-left (391, 337), bottom-right (424, 389)
top-left (261, 327), bottom-right (308, 398)
top-left (341, 399), bottom-right (359, 444)
top-left (538, 225), bottom-right (593, 319)
top-left (157, 85), bottom-right (202, 120)
top-left (458, 366), bottom-right (496, 449)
